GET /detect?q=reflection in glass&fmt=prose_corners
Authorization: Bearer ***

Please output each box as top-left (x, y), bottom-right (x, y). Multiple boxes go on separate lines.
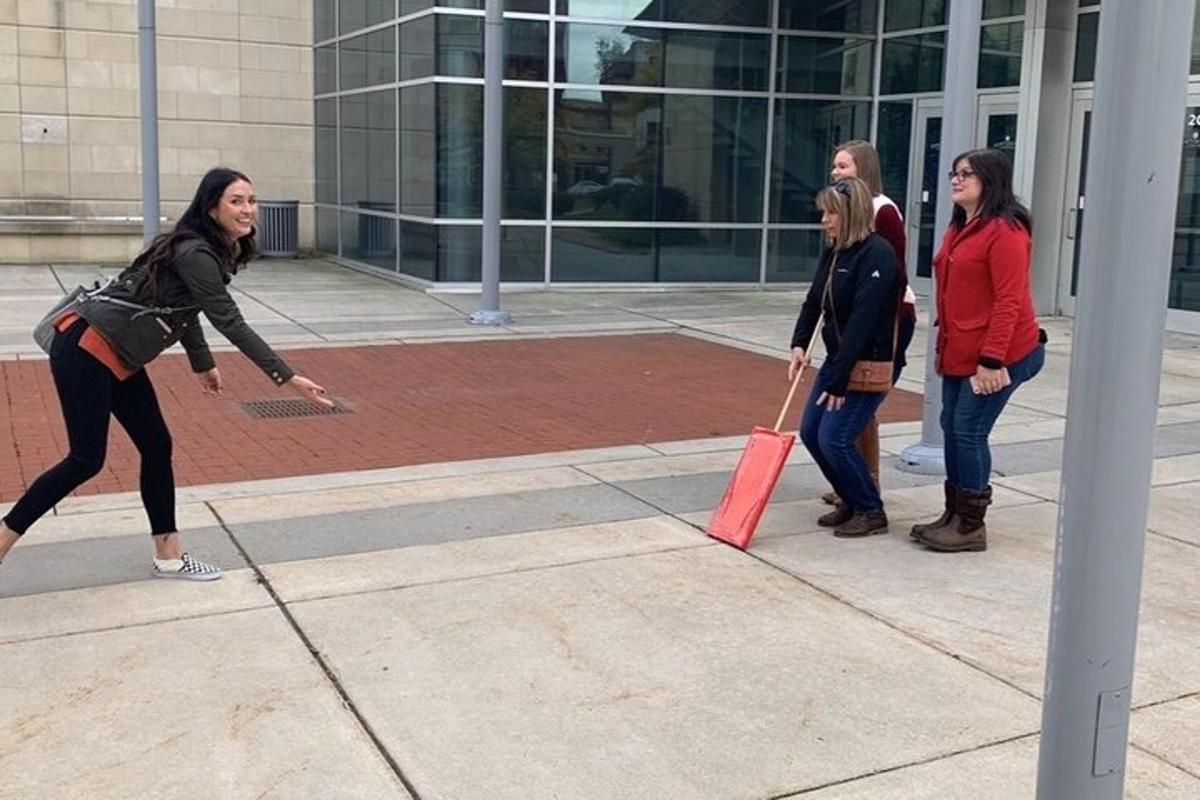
top-left (400, 17), bottom-right (436, 81)
top-left (501, 227), bottom-right (545, 282)
top-left (554, 0), bottom-right (769, 26)
top-left (883, 0), bottom-right (946, 32)
top-left (315, 99), bottom-right (338, 205)
top-left (315, 44), bottom-right (336, 94)
top-left (769, 99), bottom-right (870, 224)
top-left (555, 25), bottom-right (768, 91)
top-left (315, 2), bottom-right (336, 42)
top-left (553, 90), bottom-right (661, 222)
top-left (978, 22), bottom-right (1022, 88)
top-left (553, 92), bottom-right (766, 223)
top-left (555, 24), bottom-right (663, 87)
top-left (507, 20), bottom-right (550, 81)
top-left (340, 0), bottom-right (395, 35)
top-left (342, 212), bottom-right (397, 271)
top-left (1173, 108), bottom-right (1200, 311)
top-left (766, 229), bottom-right (824, 283)
top-left (660, 95), bottom-right (766, 223)
top-left (438, 84), bottom-right (483, 217)
top-left (778, 0), bottom-right (877, 34)
top-left (777, 37), bottom-right (873, 96)
top-left (983, 0), bottom-right (1024, 18)
top-left (876, 100), bottom-right (913, 218)
top-left (341, 29), bottom-right (396, 91)
top-left (658, 229), bottom-right (761, 282)
top-left (340, 91), bottom-right (396, 209)
top-left (400, 0), bottom-right (434, 13)
top-left (438, 226), bottom-right (484, 281)
top-left (663, 30), bottom-right (769, 91)
top-left (552, 228), bottom-right (654, 281)
top-left (985, 113), bottom-right (1018, 160)
top-left (505, 88), bottom-right (548, 218)
top-left (316, 208), bottom-right (339, 255)
top-left (400, 221), bottom-right (437, 280)
top-left (400, 85), bottom-right (436, 215)
top-left (438, 15), bottom-right (484, 77)
top-left (881, 33), bottom-right (945, 94)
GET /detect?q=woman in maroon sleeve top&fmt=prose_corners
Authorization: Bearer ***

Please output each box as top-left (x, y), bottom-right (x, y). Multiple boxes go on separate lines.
top-left (817, 140), bottom-right (918, 517)
top-left (911, 148), bottom-right (1045, 553)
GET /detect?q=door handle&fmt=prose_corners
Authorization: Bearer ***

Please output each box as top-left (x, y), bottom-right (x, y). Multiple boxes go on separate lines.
top-left (1065, 208), bottom-right (1077, 240)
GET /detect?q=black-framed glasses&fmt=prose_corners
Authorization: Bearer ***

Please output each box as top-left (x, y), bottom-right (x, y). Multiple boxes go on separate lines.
top-left (948, 168), bottom-right (977, 182)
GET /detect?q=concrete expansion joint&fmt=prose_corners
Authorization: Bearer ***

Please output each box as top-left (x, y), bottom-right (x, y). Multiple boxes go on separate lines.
top-left (743, 547), bottom-right (1042, 705)
top-left (767, 731), bottom-right (1042, 799)
top-left (203, 501), bottom-right (426, 800)
top-left (285, 540), bottom-right (715, 610)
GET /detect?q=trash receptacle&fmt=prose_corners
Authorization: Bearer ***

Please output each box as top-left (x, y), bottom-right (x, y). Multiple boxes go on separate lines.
top-left (257, 200), bottom-right (299, 258)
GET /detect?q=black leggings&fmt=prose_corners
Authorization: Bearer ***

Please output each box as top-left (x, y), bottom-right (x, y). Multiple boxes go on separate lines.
top-left (2, 320), bottom-right (176, 536)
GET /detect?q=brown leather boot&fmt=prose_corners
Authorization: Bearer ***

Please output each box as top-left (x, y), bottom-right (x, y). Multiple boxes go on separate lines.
top-left (818, 502), bottom-right (853, 528)
top-left (920, 486), bottom-right (991, 552)
top-left (909, 480), bottom-right (958, 541)
top-left (820, 490), bottom-right (839, 506)
top-left (834, 510), bottom-right (888, 538)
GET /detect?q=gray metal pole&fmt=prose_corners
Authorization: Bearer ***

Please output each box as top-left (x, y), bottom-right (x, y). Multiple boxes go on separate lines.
top-left (1036, 2), bottom-right (1194, 797)
top-left (469, 0), bottom-right (512, 325)
top-left (138, 0), bottom-right (161, 244)
top-left (897, 0), bottom-right (982, 475)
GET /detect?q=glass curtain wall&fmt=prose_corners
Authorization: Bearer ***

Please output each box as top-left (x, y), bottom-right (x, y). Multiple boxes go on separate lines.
top-left (1072, 0), bottom-right (1200, 313)
top-left (312, 1), bottom-right (1026, 285)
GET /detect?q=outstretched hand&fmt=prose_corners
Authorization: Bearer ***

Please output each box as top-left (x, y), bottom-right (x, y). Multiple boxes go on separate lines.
top-left (197, 368), bottom-right (223, 397)
top-left (288, 375), bottom-right (334, 408)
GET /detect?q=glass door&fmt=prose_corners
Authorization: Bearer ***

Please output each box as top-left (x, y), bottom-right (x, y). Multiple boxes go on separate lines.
top-left (1058, 90), bottom-right (1200, 332)
top-left (1058, 95), bottom-right (1092, 316)
top-left (977, 94), bottom-right (1019, 160)
top-left (906, 100), bottom-right (943, 294)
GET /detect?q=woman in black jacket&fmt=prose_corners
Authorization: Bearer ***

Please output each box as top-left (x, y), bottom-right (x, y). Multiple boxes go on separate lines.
top-left (789, 178), bottom-right (906, 538)
top-left (0, 168), bottom-right (331, 581)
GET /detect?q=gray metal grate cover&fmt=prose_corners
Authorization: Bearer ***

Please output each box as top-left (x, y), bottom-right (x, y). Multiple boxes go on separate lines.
top-left (241, 398), bottom-right (350, 419)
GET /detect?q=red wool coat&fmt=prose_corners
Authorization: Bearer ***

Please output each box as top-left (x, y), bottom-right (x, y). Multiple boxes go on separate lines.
top-left (933, 216), bottom-right (1041, 377)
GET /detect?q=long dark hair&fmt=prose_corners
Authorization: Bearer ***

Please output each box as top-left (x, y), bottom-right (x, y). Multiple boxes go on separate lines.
top-left (949, 148), bottom-right (1032, 233)
top-left (132, 167), bottom-right (257, 298)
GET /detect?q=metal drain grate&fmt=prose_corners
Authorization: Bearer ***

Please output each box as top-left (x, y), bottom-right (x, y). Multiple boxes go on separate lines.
top-left (241, 398), bottom-right (350, 419)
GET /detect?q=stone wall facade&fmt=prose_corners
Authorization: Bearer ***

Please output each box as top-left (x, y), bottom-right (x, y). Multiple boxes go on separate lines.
top-left (0, 0), bottom-right (314, 262)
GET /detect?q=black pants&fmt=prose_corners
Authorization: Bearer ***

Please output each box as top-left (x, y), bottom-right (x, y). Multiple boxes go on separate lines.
top-left (2, 320), bottom-right (176, 536)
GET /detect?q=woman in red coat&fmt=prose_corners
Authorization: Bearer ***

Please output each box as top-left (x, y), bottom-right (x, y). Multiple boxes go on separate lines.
top-left (911, 148), bottom-right (1046, 553)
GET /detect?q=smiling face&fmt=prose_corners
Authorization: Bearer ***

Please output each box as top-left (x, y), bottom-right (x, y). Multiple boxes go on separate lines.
top-left (209, 179), bottom-right (258, 240)
top-left (830, 150), bottom-right (857, 183)
top-left (949, 157), bottom-right (982, 211)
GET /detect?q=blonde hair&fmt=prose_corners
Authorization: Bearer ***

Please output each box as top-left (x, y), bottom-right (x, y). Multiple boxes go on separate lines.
top-left (816, 177), bottom-right (875, 250)
top-left (833, 139), bottom-right (884, 197)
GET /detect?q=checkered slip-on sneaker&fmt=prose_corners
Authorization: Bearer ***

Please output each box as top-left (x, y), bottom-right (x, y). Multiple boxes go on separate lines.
top-left (153, 553), bottom-right (222, 582)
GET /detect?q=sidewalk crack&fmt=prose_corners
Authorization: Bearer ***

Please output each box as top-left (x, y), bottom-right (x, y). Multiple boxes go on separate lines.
top-left (206, 502), bottom-right (423, 800)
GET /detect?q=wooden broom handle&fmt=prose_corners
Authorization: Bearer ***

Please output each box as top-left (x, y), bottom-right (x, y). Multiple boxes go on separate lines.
top-left (773, 310), bottom-right (824, 432)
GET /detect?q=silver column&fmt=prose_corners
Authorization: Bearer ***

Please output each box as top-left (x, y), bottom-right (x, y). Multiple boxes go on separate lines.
top-left (1036, 1), bottom-right (1194, 797)
top-left (138, 0), bottom-right (161, 243)
top-left (470, 0), bottom-right (512, 325)
top-left (897, 0), bottom-right (983, 474)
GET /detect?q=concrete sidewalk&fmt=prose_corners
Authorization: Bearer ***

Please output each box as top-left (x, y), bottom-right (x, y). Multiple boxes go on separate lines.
top-left (2, 260), bottom-right (1200, 799)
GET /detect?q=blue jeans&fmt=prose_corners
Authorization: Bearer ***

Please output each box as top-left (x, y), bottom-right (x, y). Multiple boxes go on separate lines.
top-left (800, 366), bottom-right (889, 512)
top-left (941, 344), bottom-right (1045, 491)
